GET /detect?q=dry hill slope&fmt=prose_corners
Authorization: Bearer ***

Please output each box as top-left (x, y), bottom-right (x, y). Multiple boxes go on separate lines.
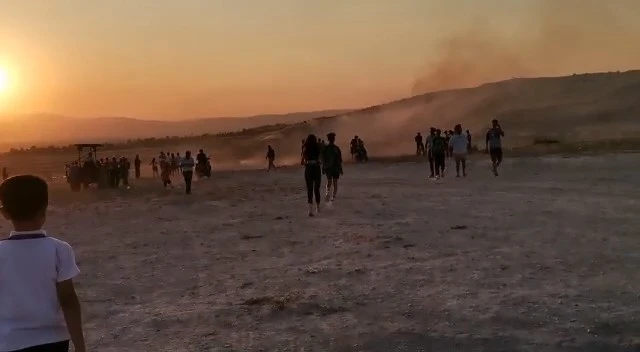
top-left (2, 71), bottom-right (638, 173)
top-left (0, 109), bottom-right (350, 147)
top-left (52, 70), bottom-right (634, 169)
top-left (257, 70), bottom-right (640, 161)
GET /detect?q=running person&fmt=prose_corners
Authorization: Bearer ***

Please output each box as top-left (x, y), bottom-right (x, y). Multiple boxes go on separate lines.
top-left (431, 129), bottom-right (447, 179)
top-left (449, 124), bottom-right (468, 177)
top-left (303, 134), bottom-right (322, 216)
top-left (485, 119), bottom-right (505, 176)
top-left (322, 132), bottom-right (343, 202)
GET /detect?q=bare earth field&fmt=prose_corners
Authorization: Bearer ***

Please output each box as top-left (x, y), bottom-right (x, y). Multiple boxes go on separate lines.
top-left (3, 153), bottom-right (640, 351)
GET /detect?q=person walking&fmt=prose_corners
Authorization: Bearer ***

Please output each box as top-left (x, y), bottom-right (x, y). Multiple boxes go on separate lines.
top-left (266, 145), bottom-right (276, 171)
top-left (486, 119), bottom-right (505, 176)
top-left (450, 124), bottom-right (469, 177)
top-left (134, 155), bottom-right (142, 179)
top-left (322, 132), bottom-right (343, 202)
top-left (426, 128), bottom-right (436, 178)
top-left (431, 129), bottom-right (447, 179)
top-left (303, 134), bottom-right (322, 216)
top-left (180, 151), bottom-right (196, 194)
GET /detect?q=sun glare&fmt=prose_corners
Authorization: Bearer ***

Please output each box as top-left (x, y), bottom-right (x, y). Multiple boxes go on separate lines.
top-left (0, 68), bottom-right (9, 93)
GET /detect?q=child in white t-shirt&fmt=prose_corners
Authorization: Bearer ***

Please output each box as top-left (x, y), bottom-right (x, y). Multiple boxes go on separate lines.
top-left (0, 175), bottom-right (86, 352)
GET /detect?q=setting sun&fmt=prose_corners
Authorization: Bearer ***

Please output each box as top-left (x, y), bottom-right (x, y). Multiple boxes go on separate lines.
top-left (0, 67), bottom-right (9, 93)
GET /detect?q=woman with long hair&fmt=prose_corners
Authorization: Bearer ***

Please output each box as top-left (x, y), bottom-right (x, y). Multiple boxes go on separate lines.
top-left (303, 134), bottom-right (322, 216)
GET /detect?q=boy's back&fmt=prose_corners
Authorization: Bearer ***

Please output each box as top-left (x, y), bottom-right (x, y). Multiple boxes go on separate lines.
top-left (0, 175), bottom-right (85, 352)
top-left (0, 232), bottom-right (80, 351)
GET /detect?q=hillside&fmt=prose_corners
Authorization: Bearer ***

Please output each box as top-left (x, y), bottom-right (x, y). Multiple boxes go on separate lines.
top-left (190, 70), bottom-right (640, 166)
top-left (3, 70), bottom-right (639, 171)
top-left (300, 70), bottom-right (640, 156)
top-left (0, 109), bottom-right (350, 148)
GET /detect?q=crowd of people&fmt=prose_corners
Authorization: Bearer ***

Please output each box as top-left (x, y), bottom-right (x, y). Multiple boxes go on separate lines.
top-left (65, 156), bottom-right (136, 190)
top-left (65, 149), bottom-right (211, 194)
top-left (414, 119), bottom-right (505, 179)
top-left (64, 119), bottom-right (504, 207)
top-left (0, 119), bottom-right (506, 352)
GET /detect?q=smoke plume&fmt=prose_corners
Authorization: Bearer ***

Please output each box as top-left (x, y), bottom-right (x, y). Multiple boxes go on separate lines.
top-left (412, 0), bottom-right (640, 95)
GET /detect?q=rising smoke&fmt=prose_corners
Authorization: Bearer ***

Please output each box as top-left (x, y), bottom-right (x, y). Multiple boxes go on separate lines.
top-left (192, 0), bottom-right (640, 167)
top-left (412, 0), bottom-right (640, 95)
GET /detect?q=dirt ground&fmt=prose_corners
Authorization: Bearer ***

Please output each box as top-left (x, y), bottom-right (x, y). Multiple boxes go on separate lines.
top-left (3, 153), bottom-right (639, 351)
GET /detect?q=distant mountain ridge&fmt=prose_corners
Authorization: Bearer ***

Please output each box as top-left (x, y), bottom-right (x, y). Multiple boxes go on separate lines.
top-left (0, 109), bottom-right (351, 147)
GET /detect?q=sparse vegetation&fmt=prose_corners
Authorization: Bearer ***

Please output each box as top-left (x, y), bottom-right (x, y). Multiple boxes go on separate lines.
top-left (533, 137), bottom-right (562, 145)
top-left (4, 123), bottom-right (295, 155)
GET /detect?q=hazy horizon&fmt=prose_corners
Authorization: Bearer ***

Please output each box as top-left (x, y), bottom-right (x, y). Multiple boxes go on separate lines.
top-left (1, 0), bottom-right (639, 120)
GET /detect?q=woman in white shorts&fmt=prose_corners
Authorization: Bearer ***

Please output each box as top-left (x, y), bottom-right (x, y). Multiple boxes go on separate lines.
top-left (449, 124), bottom-right (468, 177)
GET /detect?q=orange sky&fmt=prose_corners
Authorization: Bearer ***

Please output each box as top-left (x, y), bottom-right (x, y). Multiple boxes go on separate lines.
top-left (1, 0), bottom-right (639, 120)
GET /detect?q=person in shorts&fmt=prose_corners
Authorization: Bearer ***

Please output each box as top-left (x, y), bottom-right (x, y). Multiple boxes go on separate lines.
top-left (321, 132), bottom-right (343, 202)
top-left (485, 119), bottom-right (505, 176)
top-left (0, 175), bottom-right (87, 352)
top-left (449, 124), bottom-right (468, 177)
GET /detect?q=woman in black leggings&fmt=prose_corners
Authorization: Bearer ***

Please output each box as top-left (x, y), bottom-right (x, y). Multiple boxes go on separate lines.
top-left (303, 134), bottom-right (322, 216)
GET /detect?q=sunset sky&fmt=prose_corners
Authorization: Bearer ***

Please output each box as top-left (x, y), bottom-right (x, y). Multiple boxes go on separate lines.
top-left (1, 0), bottom-right (639, 120)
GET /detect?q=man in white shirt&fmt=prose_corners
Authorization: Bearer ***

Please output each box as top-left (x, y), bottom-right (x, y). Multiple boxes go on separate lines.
top-left (0, 175), bottom-right (86, 352)
top-left (449, 124), bottom-right (469, 177)
top-left (180, 151), bottom-right (196, 195)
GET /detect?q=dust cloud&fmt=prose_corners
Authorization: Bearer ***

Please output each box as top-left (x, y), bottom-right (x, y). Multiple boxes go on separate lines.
top-left (298, 0), bottom-right (640, 161)
top-left (412, 0), bottom-right (640, 95)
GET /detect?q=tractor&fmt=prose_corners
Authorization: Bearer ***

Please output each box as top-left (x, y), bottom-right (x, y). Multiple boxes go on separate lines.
top-left (66, 144), bottom-right (104, 191)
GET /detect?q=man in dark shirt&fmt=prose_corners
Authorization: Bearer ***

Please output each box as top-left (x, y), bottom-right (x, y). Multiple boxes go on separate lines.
top-left (196, 149), bottom-right (207, 165)
top-left (322, 132), bottom-right (343, 202)
top-left (431, 129), bottom-right (447, 178)
top-left (134, 155), bottom-right (142, 179)
top-left (485, 119), bottom-right (505, 176)
top-left (415, 133), bottom-right (425, 155)
top-left (266, 146), bottom-right (276, 171)
top-left (426, 128), bottom-right (436, 178)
